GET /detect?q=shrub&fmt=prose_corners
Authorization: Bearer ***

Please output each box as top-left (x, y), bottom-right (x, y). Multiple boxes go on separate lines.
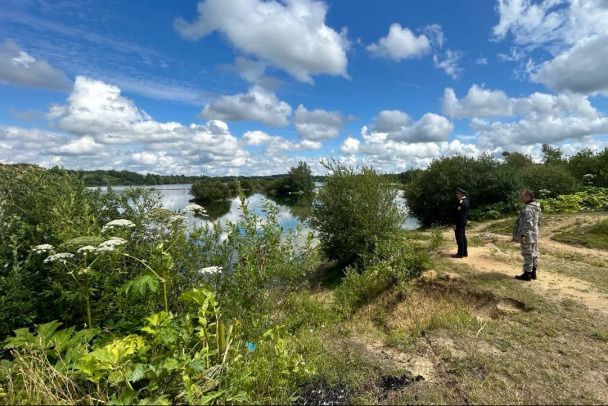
top-left (404, 156), bottom-right (523, 227)
top-left (190, 178), bottom-right (231, 202)
top-left (520, 164), bottom-right (581, 198)
top-left (309, 160), bottom-right (406, 267)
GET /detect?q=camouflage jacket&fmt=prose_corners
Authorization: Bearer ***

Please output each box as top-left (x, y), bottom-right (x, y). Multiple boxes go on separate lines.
top-left (512, 201), bottom-right (542, 243)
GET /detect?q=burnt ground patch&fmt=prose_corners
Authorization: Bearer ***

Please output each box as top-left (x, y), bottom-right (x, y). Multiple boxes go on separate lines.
top-left (293, 382), bottom-right (348, 405)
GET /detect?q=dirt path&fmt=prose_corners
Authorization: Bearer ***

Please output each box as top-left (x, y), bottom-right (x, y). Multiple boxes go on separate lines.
top-left (442, 218), bottom-right (608, 316)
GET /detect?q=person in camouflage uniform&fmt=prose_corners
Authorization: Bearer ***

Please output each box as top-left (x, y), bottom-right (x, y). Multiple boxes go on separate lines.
top-left (512, 190), bottom-right (542, 281)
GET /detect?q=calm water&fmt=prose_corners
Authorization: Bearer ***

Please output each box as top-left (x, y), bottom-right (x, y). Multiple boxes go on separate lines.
top-left (97, 184), bottom-right (420, 233)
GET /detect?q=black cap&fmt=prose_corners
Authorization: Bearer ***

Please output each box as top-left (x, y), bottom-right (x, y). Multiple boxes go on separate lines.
top-left (456, 187), bottom-right (467, 195)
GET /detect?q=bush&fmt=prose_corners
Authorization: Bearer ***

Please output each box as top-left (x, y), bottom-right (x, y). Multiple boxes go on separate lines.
top-left (404, 156), bottom-right (523, 227)
top-left (190, 178), bottom-right (231, 202)
top-left (520, 164), bottom-right (581, 198)
top-left (309, 160), bottom-right (406, 267)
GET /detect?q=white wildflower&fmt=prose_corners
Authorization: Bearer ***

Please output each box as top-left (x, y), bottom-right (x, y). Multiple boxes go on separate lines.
top-left (199, 266), bottom-right (223, 275)
top-left (95, 246), bottom-right (115, 253)
top-left (33, 244), bottom-right (54, 254)
top-left (77, 245), bottom-right (97, 254)
top-left (44, 252), bottom-right (75, 264)
top-left (170, 214), bottom-right (188, 223)
top-left (184, 204), bottom-right (207, 216)
top-left (95, 237), bottom-right (127, 253)
top-left (102, 219), bottom-right (135, 233)
top-left (583, 173), bottom-right (596, 179)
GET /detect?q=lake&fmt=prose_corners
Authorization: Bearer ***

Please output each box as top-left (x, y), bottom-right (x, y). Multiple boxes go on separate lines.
top-left (96, 184), bottom-right (421, 236)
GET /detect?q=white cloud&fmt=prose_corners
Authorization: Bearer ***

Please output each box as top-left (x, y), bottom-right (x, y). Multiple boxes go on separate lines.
top-left (373, 110), bottom-right (411, 133)
top-left (367, 23), bottom-right (431, 61)
top-left (0, 40), bottom-right (70, 90)
top-left (294, 105), bottom-right (348, 141)
top-left (344, 128), bottom-right (480, 172)
top-left (493, 0), bottom-right (608, 94)
top-left (48, 77), bottom-right (185, 144)
top-left (433, 49), bottom-right (463, 79)
top-left (175, 0), bottom-right (349, 83)
top-left (532, 33), bottom-right (608, 95)
top-left (389, 113), bottom-right (454, 143)
top-left (130, 151), bottom-right (159, 165)
top-left (444, 84), bottom-right (602, 120)
top-left (423, 24), bottom-right (445, 48)
top-left (340, 137), bottom-right (360, 155)
top-left (199, 86), bottom-right (292, 127)
top-left (367, 110), bottom-right (453, 143)
top-left (476, 57), bottom-right (488, 65)
top-left (241, 130), bottom-right (273, 146)
top-left (241, 130), bottom-right (321, 156)
top-left (443, 86), bottom-right (513, 118)
top-left (47, 136), bottom-right (104, 156)
top-left (234, 56), bottom-right (267, 83)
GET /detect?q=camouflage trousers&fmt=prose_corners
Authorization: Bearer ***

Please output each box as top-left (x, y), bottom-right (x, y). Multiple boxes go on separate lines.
top-left (520, 242), bottom-right (539, 273)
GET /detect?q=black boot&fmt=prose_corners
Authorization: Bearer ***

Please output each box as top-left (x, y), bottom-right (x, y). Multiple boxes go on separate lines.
top-left (531, 266), bottom-right (537, 280)
top-left (515, 272), bottom-right (532, 281)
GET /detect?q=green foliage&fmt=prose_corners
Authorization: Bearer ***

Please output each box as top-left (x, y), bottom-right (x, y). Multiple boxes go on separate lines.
top-left (310, 160), bottom-right (406, 267)
top-left (1, 289), bottom-right (312, 405)
top-left (190, 178), bottom-right (231, 202)
top-left (333, 234), bottom-right (430, 317)
top-left (520, 164), bottom-right (581, 198)
top-left (404, 155), bottom-right (523, 227)
top-left (265, 161), bottom-right (315, 199)
top-left (538, 188), bottom-right (608, 213)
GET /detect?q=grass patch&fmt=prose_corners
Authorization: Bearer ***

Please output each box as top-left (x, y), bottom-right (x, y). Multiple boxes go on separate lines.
top-left (552, 219), bottom-right (608, 250)
top-left (481, 218), bottom-right (513, 235)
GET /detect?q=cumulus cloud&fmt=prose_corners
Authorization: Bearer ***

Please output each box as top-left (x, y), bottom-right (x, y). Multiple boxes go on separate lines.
top-left (532, 33), bottom-right (608, 95)
top-left (241, 130), bottom-right (321, 156)
top-left (373, 110), bottom-right (411, 133)
top-left (340, 137), bottom-right (360, 155)
top-left (493, 0), bottom-right (608, 94)
top-left (443, 84), bottom-right (602, 120)
top-left (47, 136), bottom-right (105, 156)
top-left (294, 105), bottom-right (348, 141)
top-left (0, 40), bottom-right (70, 90)
top-left (175, 0), bottom-right (349, 83)
top-left (442, 86), bottom-right (513, 118)
top-left (367, 110), bottom-right (453, 143)
top-left (367, 23), bottom-right (431, 60)
top-left (130, 151), bottom-right (159, 165)
top-left (199, 86), bottom-right (292, 127)
top-left (241, 130), bottom-right (273, 146)
top-left (342, 125), bottom-right (479, 171)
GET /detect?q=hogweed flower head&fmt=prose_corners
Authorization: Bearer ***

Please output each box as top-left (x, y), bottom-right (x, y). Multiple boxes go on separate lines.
top-left (184, 204), bottom-right (207, 216)
top-left (44, 252), bottom-right (75, 264)
top-left (33, 244), bottom-right (54, 254)
top-left (102, 219), bottom-right (136, 233)
top-left (199, 266), bottom-right (223, 275)
top-left (77, 245), bottom-right (97, 255)
top-left (95, 237), bottom-right (127, 252)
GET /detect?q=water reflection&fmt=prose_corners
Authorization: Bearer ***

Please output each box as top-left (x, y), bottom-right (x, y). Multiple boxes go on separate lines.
top-left (95, 184), bottom-right (420, 232)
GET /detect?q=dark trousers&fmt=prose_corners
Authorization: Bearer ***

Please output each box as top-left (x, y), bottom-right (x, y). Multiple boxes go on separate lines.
top-left (455, 224), bottom-right (467, 256)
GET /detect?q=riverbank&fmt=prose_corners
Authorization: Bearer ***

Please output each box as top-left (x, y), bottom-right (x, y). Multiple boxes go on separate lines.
top-left (295, 212), bottom-right (608, 404)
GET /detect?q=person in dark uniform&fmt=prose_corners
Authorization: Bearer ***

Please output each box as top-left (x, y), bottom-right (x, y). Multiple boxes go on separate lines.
top-left (451, 187), bottom-right (470, 258)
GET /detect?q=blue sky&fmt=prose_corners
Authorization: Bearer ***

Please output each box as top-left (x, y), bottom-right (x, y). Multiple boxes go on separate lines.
top-left (1, 0), bottom-right (608, 175)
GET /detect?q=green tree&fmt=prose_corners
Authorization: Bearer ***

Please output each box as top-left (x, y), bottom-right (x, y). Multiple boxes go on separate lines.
top-left (190, 178), bottom-right (230, 202)
top-left (404, 155), bottom-right (523, 226)
top-left (542, 144), bottom-right (564, 165)
top-left (309, 160), bottom-right (405, 267)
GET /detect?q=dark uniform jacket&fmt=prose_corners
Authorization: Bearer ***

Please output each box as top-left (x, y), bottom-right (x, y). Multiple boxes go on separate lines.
top-left (452, 196), bottom-right (470, 227)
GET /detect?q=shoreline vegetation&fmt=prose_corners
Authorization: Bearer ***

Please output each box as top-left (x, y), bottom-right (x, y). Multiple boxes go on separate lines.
top-left (2, 145), bottom-right (608, 404)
